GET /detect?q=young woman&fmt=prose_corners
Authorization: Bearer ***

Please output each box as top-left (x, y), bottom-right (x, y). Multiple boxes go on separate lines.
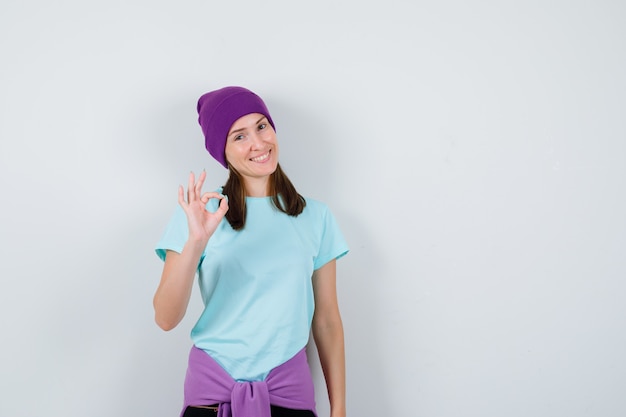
top-left (153, 86), bottom-right (349, 417)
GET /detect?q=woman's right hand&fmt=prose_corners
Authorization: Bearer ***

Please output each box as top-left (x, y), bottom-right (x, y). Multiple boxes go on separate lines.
top-left (178, 170), bottom-right (229, 243)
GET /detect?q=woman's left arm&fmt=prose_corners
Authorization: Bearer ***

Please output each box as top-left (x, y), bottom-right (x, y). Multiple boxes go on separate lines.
top-left (312, 259), bottom-right (346, 417)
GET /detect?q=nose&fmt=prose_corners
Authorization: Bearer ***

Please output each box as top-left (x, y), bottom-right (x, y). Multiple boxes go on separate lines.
top-left (249, 131), bottom-right (264, 149)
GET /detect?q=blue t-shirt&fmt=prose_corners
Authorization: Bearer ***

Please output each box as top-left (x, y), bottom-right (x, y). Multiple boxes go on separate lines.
top-left (155, 193), bottom-right (349, 381)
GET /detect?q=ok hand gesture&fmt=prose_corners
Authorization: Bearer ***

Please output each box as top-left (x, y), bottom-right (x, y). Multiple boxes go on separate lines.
top-left (178, 170), bottom-right (228, 243)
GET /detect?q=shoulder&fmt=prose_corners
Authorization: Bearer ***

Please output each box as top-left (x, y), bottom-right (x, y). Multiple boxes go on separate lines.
top-left (300, 196), bottom-right (342, 229)
top-left (302, 196), bottom-right (331, 216)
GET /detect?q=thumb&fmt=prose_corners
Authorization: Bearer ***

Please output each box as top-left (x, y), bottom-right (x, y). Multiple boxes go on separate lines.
top-left (216, 195), bottom-right (229, 215)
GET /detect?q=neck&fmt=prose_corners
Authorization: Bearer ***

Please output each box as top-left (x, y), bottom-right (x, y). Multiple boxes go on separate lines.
top-left (243, 176), bottom-right (271, 197)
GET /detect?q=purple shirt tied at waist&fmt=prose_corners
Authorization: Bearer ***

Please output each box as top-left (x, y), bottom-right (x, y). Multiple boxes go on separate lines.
top-left (182, 346), bottom-right (318, 417)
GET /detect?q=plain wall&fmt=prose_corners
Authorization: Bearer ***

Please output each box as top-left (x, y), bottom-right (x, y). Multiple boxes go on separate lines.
top-left (1, 1), bottom-right (625, 416)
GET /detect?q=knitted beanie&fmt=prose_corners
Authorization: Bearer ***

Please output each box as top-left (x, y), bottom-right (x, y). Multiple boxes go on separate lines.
top-left (197, 86), bottom-right (275, 168)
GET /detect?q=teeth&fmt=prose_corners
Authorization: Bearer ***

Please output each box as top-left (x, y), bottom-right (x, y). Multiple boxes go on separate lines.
top-left (251, 152), bottom-right (270, 162)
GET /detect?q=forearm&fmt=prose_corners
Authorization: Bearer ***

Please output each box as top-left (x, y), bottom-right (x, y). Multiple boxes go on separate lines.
top-left (153, 239), bottom-right (207, 331)
top-left (313, 318), bottom-right (346, 417)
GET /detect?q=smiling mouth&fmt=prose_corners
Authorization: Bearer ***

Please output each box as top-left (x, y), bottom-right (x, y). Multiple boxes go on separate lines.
top-left (250, 150), bottom-right (271, 163)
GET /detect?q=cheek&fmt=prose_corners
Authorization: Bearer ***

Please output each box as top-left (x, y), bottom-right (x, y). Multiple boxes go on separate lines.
top-left (225, 142), bottom-right (243, 157)
top-left (270, 136), bottom-right (279, 151)
top-left (265, 132), bottom-right (278, 146)
top-left (224, 146), bottom-right (241, 166)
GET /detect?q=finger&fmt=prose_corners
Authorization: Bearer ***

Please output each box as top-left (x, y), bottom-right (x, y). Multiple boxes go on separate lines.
top-left (199, 192), bottom-right (226, 205)
top-left (195, 170), bottom-right (206, 197)
top-left (188, 171), bottom-right (196, 201)
top-left (216, 194), bottom-right (229, 216)
top-left (178, 185), bottom-right (188, 208)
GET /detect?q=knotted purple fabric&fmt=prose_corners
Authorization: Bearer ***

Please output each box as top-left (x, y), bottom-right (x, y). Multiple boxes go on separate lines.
top-left (181, 346), bottom-right (317, 417)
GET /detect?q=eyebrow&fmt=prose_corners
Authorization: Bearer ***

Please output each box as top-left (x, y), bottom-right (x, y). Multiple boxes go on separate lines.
top-left (228, 116), bottom-right (268, 136)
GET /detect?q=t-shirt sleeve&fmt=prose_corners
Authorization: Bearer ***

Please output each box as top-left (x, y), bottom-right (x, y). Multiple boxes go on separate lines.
top-left (314, 206), bottom-right (350, 270)
top-left (155, 205), bottom-right (189, 261)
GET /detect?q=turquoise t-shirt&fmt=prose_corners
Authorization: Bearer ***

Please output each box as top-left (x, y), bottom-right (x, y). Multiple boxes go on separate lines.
top-left (155, 193), bottom-right (349, 381)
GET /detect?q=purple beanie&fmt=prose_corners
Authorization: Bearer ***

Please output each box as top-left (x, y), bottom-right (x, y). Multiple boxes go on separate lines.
top-left (197, 86), bottom-right (275, 168)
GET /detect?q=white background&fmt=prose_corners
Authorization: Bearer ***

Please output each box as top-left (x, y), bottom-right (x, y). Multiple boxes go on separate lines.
top-left (1, 1), bottom-right (625, 416)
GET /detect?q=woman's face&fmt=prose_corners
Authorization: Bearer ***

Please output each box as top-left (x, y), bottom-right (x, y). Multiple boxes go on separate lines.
top-left (225, 112), bottom-right (279, 182)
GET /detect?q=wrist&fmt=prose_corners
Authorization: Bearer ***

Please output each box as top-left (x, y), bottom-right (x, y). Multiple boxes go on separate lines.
top-left (330, 404), bottom-right (346, 417)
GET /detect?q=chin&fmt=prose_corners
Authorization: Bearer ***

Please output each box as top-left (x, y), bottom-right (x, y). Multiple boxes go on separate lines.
top-left (261, 164), bottom-right (278, 176)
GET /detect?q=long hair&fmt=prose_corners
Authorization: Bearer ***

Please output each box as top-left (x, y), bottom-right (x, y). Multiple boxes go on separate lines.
top-left (222, 163), bottom-right (306, 230)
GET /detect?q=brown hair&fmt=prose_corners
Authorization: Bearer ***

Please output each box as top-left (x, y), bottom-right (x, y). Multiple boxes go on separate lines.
top-left (222, 163), bottom-right (306, 230)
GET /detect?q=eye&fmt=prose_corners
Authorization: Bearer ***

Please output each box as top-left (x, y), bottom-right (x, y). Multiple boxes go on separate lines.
top-left (233, 134), bottom-right (245, 141)
top-left (258, 123), bottom-right (267, 131)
